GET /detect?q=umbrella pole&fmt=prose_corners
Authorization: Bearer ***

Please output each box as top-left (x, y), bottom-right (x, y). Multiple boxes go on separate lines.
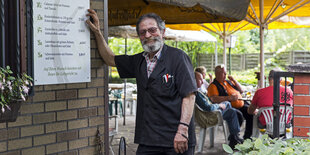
top-left (229, 47), bottom-right (232, 75)
top-left (214, 42), bottom-right (218, 67)
top-left (259, 0), bottom-right (265, 88)
top-left (123, 38), bottom-right (127, 125)
top-left (223, 24), bottom-right (227, 68)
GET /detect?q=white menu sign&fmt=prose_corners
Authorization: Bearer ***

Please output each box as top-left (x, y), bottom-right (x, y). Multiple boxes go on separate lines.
top-left (33, 0), bottom-right (90, 85)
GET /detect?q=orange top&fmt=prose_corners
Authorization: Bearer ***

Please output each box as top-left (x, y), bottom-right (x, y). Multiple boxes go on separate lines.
top-left (207, 81), bottom-right (244, 108)
top-left (280, 80), bottom-right (291, 87)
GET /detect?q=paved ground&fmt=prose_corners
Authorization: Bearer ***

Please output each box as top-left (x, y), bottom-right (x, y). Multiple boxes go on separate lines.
top-left (110, 115), bottom-right (230, 155)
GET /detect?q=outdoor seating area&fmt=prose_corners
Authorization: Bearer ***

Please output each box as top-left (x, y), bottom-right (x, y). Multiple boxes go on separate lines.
top-left (108, 83), bottom-right (137, 117)
top-left (108, 69), bottom-right (299, 154)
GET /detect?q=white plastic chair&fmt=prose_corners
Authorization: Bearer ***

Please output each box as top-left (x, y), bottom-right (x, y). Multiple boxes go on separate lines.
top-left (195, 105), bottom-right (229, 153)
top-left (252, 106), bottom-right (293, 138)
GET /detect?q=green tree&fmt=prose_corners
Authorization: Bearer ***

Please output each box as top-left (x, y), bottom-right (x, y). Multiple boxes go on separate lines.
top-left (165, 40), bottom-right (216, 67)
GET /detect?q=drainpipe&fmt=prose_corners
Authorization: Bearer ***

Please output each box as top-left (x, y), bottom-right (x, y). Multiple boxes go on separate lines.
top-left (103, 0), bottom-right (109, 154)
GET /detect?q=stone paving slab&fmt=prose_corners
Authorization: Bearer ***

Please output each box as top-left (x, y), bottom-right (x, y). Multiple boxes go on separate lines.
top-left (111, 115), bottom-right (229, 155)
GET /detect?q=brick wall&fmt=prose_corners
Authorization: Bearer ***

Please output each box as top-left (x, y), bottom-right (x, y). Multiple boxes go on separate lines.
top-left (293, 73), bottom-right (310, 138)
top-left (0, 0), bottom-right (106, 154)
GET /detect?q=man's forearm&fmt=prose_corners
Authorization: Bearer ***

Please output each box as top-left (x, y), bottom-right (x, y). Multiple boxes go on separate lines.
top-left (174, 93), bottom-right (195, 153)
top-left (179, 93), bottom-right (195, 127)
top-left (234, 81), bottom-right (243, 93)
top-left (231, 79), bottom-right (243, 93)
top-left (247, 103), bottom-right (257, 114)
top-left (228, 76), bottom-right (243, 93)
top-left (210, 95), bottom-right (231, 104)
top-left (94, 31), bottom-right (116, 66)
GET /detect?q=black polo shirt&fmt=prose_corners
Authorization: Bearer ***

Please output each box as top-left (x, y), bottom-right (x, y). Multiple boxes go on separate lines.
top-left (115, 44), bottom-right (197, 147)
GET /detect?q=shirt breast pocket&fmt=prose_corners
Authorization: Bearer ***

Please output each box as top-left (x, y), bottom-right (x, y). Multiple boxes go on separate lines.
top-left (150, 73), bottom-right (176, 97)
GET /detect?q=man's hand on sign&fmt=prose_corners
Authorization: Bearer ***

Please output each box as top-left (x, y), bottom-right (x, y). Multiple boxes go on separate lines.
top-left (86, 9), bottom-right (100, 34)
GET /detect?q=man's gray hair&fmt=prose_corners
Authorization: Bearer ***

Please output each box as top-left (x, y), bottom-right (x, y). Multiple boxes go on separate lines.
top-left (214, 64), bottom-right (225, 73)
top-left (136, 13), bottom-right (165, 36)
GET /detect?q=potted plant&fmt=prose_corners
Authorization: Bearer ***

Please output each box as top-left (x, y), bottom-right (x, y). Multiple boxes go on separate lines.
top-left (0, 66), bottom-right (33, 122)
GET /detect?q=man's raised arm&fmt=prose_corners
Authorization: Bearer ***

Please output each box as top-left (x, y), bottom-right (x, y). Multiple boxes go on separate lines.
top-left (86, 9), bottom-right (116, 66)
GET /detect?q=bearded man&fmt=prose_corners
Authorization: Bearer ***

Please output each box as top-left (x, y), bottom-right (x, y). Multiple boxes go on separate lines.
top-left (86, 10), bottom-right (197, 155)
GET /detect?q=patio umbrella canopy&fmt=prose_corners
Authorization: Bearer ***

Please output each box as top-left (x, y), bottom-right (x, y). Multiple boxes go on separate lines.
top-left (165, 0), bottom-right (310, 88)
top-left (108, 0), bottom-right (250, 26)
top-left (167, 0), bottom-right (310, 32)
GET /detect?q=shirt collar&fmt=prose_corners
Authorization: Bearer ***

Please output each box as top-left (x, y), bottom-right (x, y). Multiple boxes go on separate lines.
top-left (143, 46), bottom-right (163, 60)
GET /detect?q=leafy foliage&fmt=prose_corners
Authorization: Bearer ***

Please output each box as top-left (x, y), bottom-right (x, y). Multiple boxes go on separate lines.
top-left (109, 37), bottom-right (144, 55)
top-left (249, 28), bottom-right (260, 48)
top-left (0, 66), bottom-right (33, 112)
top-left (165, 40), bottom-right (216, 67)
top-left (231, 69), bottom-right (258, 86)
top-left (224, 134), bottom-right (310, 155)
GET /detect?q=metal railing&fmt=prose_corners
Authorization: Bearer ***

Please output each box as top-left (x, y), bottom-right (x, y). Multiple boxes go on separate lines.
top-left (272, 71), bottom-right (294, 138)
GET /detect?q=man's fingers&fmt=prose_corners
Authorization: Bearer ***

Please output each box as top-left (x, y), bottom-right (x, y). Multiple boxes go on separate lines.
top-left (177, 143), bottom-right (185, 153)
top-left (86, 13), bottom-right (97, 23)
top-left (85, 9), bottom-right (101, 33)
top-left (85, 20), bottom-right (96, 32)
top-left (86, 9), bottom-right (99, 24)
top-left (174, 141), bottom-right (179, 153)
top-left (174, 132), bottom-right (189, 154)
top-left (87, 9), bottom-right (97, 14)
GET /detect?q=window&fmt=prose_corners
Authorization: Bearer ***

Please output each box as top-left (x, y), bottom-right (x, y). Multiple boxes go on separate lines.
top-left (0, 0), bottom-right (27, 75)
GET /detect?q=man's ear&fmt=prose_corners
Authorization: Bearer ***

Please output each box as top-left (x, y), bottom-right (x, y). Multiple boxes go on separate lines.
top-left (162, 28), bottom-right (166, 37)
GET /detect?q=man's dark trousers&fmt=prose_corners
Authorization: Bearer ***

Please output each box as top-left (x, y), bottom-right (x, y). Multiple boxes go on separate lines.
top-left (237, 101), bottom-right (253, 139)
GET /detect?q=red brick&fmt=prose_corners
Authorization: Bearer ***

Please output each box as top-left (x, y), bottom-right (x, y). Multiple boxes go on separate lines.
top-left (294, 106), bottom-right (309, 116)
top-left (294, 85), bottom-right (310, 95)
top-left (293, 127), bottom-right (310, 137)
top-left (295, 74), bottom-right (310, 84)
top-left (294, 117), bottom-right (310, 127)
top-left (294, 96), bottom-right (310, 105)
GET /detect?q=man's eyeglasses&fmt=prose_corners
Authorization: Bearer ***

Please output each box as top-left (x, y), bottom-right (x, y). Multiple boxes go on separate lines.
top-left (138, 27), bottom-right (158, 36)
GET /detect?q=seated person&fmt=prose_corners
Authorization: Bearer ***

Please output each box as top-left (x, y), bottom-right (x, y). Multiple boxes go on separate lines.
top-left (248, 70), bottom-right (294, 127)
top-left (195, 72), bottom-right (243, 148)
top-left (195, 66), bottom-right (213, 94)
top-left (207, 65), bottom-right (253, 140)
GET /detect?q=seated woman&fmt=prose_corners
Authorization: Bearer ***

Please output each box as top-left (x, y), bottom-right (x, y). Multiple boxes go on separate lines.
top-left (195, 72), bottom-right (243, 148)
top-left (194, 66), bottom-right (213, 94)
top-left (247, 70), bottom-right (294, 128)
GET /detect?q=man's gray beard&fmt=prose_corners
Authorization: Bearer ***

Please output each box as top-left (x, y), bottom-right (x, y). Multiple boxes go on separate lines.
top-left (142, 37), bottom-right (164, 53)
